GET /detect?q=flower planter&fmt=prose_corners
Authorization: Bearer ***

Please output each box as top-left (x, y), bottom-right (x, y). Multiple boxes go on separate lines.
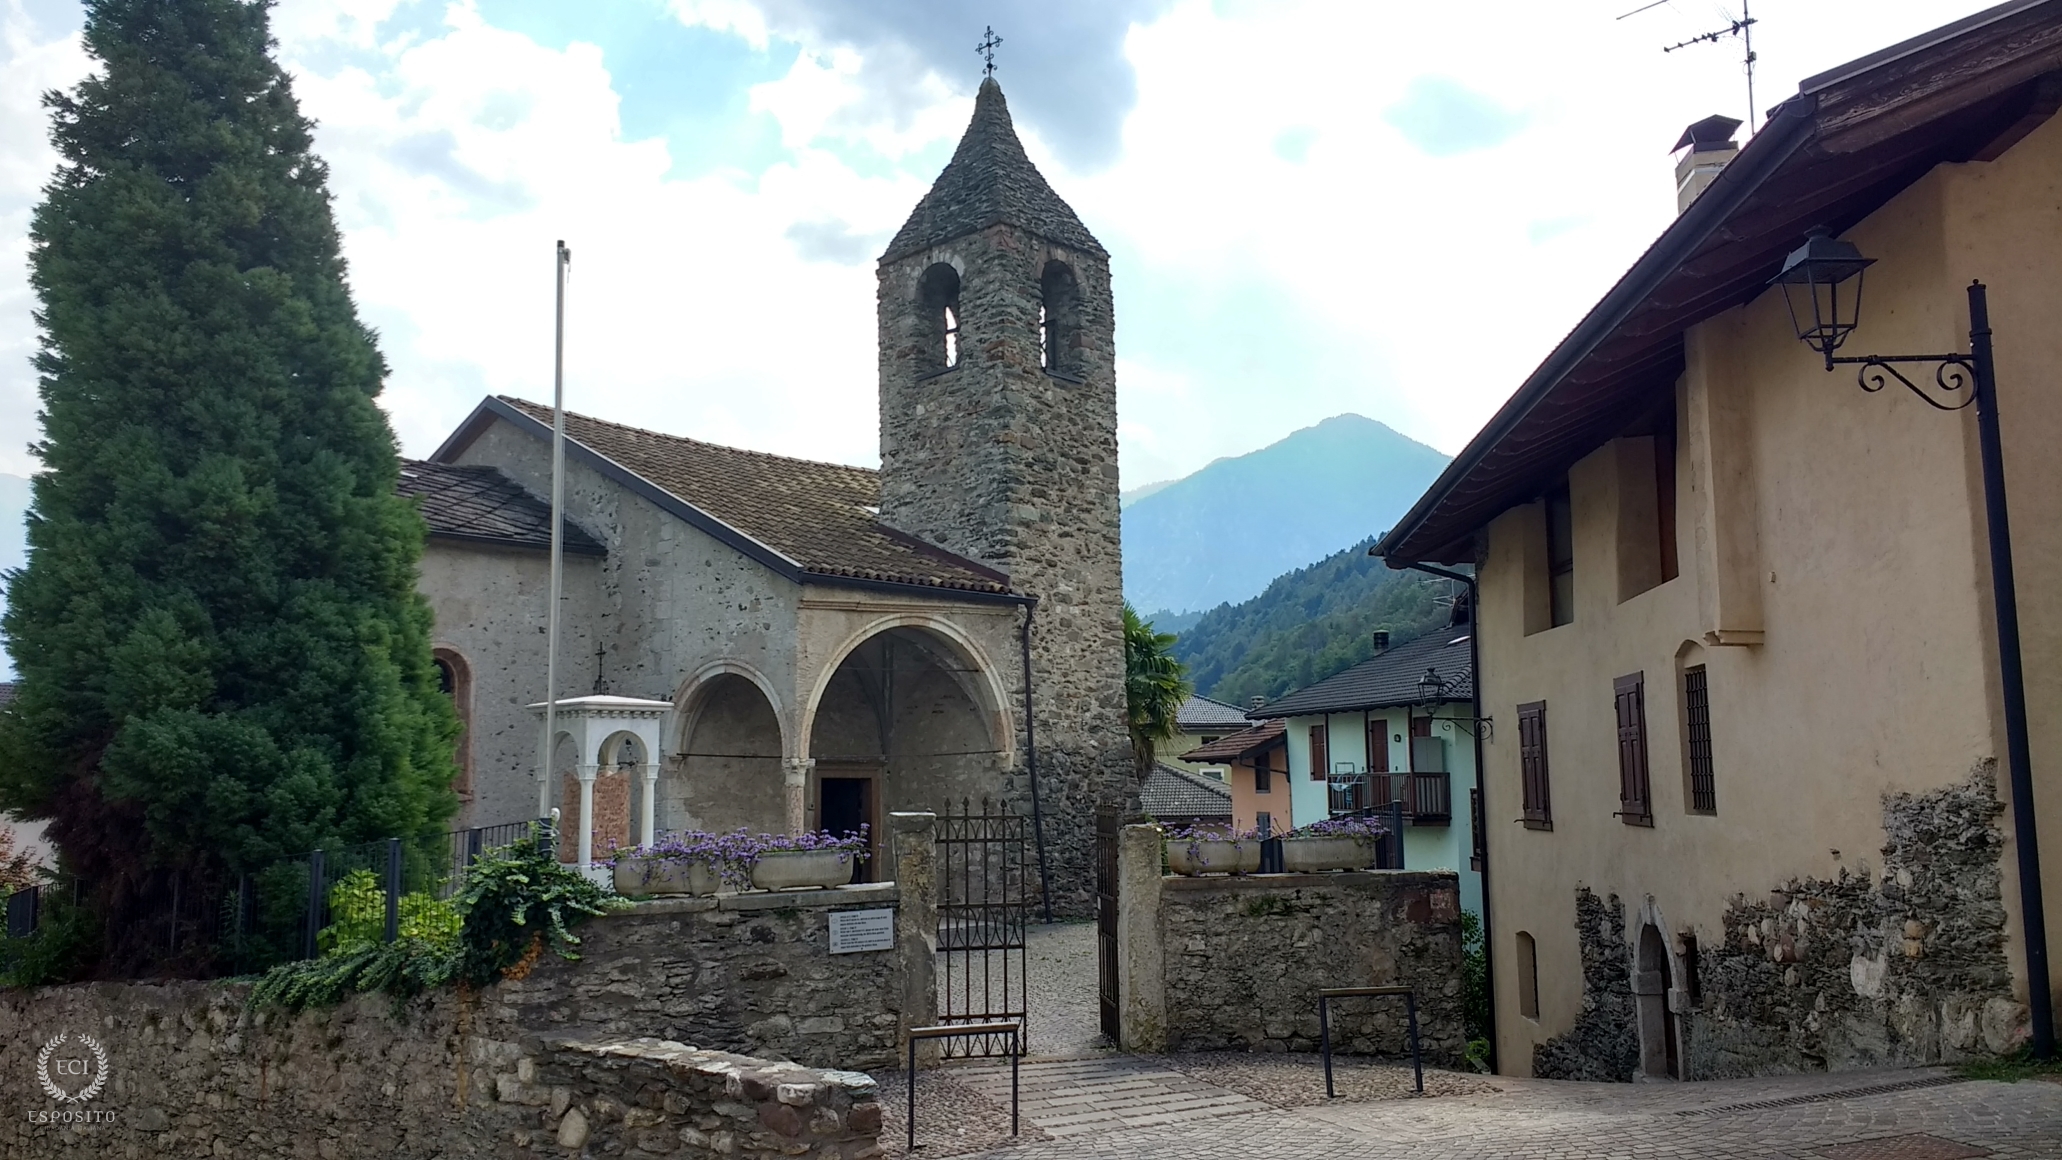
top-left (1165, 838), bottom-right (1261, 876)
top-left (750, 849), bottom-right (859, 891)
top-left (613, 857), bottom-right (721, 897)
top-left (1280, 836), bottom-right (1377, 873)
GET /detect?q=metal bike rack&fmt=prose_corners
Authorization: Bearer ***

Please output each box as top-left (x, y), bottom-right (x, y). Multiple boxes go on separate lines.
top-left (1318, 985), bottom-right (1422, 1098)
top-left (904, 1021), bottom-right (1020, 1151)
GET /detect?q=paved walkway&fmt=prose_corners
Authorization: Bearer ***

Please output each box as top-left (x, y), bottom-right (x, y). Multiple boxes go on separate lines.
top-left (947, 1063), bottom-right (2062, 1158)
top-left (950, 1056), bottom-right (1271, 1137)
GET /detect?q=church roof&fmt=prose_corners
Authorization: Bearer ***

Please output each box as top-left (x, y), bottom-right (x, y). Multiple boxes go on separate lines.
top-left (881, 78), bottom-right (1105, 263)
top-left (398, 459), bottom-right (605, 555)
top-left (458, 397), bottom-right (1014, 599)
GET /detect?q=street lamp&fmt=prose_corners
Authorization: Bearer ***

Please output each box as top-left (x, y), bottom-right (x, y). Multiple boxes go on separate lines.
top-left (1416, 667), bottom-right (1448, 705)
top-left (1773, 234), bottom-right (2052, 1059)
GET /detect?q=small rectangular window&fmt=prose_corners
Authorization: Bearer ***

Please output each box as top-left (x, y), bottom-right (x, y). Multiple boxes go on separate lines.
top-left (1517, 931), bottom-right (1541, 1018)
top-left (1254, 752), bottom-right (1272, 795)
top-left (1309, 723), bottom-right (1329, 781)
top-left (1255, 811), bottom-right (1272, 837)
top-left (1615, 672), bottom-right (1653, 826)
top-left (1546, 483), bottom-right (1575, 627)
top-left (1684, 665), bottom-right (1716, 812)
top-left (1518, 701), bottom-right (1552, 830)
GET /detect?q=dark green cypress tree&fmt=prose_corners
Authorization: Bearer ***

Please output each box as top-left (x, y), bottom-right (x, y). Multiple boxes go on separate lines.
top-left (0, 0), bottom-right (457, 903)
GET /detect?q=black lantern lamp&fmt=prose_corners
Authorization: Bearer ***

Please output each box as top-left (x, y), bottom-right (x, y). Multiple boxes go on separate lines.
top-left (1416, 667), bottom-right (1448, 705)
top-left (1771, 228), bottom-right (1875, 369)
top-left (1773, 235), bottom-right (2052, 1059)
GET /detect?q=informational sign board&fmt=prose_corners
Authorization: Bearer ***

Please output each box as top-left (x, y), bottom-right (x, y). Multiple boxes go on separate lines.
top-left (828, 908), bottom-right (896, 954)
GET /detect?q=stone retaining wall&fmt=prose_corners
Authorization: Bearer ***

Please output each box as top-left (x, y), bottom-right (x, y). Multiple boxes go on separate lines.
top-left (1114, 825), bottom-right (1467, 1062)
top-left (0, 874), bottom-right (930, 1158)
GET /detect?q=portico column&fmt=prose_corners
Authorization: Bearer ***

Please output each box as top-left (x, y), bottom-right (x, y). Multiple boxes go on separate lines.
top-left (639, 761), bottom-right (659, 847)
top-left (784, 758), bottom-right (816, 835)
top-left (576, 762), bottom-right (599, 866)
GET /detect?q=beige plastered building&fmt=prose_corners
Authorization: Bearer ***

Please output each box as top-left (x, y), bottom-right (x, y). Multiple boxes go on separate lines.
top-left (1377, 1), bottom-right (2062, 1079)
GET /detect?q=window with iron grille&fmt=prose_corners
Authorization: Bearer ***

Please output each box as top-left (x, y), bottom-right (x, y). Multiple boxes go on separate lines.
top-left (1517, 701), bottom-right (1551, 830)
top-left (1615, 672), bottom-right (1653, 826)
top-left (1684, 665), bottom-right (1716, 812)
top-left (1309, 723), bottom-right (1328, 780)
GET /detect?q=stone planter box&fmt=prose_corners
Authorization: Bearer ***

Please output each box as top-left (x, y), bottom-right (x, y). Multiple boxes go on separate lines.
top-left (750, 849), bottom-right (860, 891)
top-left (613, 858), bottom-right (722, 897)
top-left (1280, 836), bottom-right (1377, 873)
top-left (1165, 839), bottom-right (1261, 876)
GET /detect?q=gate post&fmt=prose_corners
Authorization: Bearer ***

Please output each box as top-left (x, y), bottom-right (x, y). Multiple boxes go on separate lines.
top-left (1116, 824), bottom-right (1167, 1052)
top-left (890, 811), bottom-right (940, 1066)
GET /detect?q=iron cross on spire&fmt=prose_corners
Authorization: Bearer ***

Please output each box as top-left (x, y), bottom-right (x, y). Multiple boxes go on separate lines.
top-left (977, 26), bottom-right (1003, 78)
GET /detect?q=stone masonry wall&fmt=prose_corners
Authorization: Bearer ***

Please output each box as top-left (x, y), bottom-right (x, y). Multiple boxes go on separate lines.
top-left (1532, 888), bottom-right (1640, 1081)
top-left (0, 984), bottom-right (881, 1160)
top-left (1114, 825), bottom-right (1467, 1064)
top-left (1689, 766), bottom-right (2024, 1076)
top-left (496, 885), bottom-right (908, 1071)
top-left (1533, 766), bottom-right (2027, 1081)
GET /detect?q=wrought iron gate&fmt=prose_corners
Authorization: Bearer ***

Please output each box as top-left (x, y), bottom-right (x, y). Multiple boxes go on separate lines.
top-left (936, 799), bottom-right (1029, 1057)
top-left (1095, 809), bottom-right (1120, 1042)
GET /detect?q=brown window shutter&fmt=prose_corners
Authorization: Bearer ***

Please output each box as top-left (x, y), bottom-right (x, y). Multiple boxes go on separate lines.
top-left (1517, 701), bottom-right (1551, 829)
top-left (1615, 672), bottom-right (1652, 825)
top-left (1309, 724), bottom-right (1328, 780)
top-left (1367, 719), bottom-right (1389, 773)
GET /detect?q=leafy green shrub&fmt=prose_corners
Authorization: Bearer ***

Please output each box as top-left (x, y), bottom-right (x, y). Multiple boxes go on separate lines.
top-left (248, 829), bottom-right (619, 1012)
top-left (0, 889), bottom-right (103, 989)
top-left (316, 869), bottom-right (459, 955)
top-left (448, 832), bottom-right (624, 988)
top-left (1460, 910), bottom-right (1490, 1045)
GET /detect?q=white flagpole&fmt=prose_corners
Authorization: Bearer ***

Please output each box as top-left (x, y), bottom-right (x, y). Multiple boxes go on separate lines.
top-left (539, 240), bottom-right (571, 821)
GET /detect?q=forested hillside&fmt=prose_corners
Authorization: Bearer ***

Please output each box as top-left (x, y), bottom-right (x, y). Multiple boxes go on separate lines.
top-left (1160, 538), bottom-right (1461, 706)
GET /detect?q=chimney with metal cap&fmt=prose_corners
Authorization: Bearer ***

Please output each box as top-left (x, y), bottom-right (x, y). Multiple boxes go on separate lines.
top-left (1372, 630), bottom-right (1391, 653)
top-left (1673, 114), bottom-right (1742, 214)
top-left (1249, 696), bottom-right (1267, 713)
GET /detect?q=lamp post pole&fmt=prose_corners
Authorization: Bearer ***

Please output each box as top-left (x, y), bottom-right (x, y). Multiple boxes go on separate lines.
top-left (1962, 282), bottom-right (2054, 1060)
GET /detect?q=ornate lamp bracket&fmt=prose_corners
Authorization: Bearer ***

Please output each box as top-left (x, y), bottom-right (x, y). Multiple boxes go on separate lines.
top-left (1829, 352), bottom-right (1976, 411)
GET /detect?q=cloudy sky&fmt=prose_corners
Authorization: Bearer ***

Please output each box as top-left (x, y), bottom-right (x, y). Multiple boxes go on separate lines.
top-left (0, 0), bottom-right (1999, 490)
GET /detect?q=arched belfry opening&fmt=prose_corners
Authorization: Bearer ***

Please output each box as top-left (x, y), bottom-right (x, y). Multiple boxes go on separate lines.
top-left (1039, 260), bottom-right (1081, 378)
top-left (806, 625), bottom-right (1010, 867)
top-left (918, 262), bottom-right (962, 375)
top-left (671, 674), bottom-right (786, 837)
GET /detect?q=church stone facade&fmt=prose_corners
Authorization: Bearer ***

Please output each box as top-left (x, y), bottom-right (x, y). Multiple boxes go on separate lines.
top-left (405, 79), bottom-right (1125, 910)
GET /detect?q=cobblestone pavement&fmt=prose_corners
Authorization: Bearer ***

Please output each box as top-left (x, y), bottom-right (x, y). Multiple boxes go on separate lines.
top-left (947, 1064), bottom-right (2062, 1159)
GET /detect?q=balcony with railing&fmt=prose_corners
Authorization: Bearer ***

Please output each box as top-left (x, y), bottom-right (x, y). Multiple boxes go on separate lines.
top-left (1326, 771), bottom-right (1452, 826)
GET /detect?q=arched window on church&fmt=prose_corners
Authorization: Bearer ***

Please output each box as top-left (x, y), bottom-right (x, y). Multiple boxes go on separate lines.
top-left (918, 263), bottom-right (961, 375)
top-left (1040, 260), bottom-right (1081, 379)
top-left (433, 649), bottom-right (474, 807)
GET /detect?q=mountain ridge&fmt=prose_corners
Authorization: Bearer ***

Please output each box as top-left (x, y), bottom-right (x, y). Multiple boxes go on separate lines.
top-left (1121, 414), bottom-right (1450, 615)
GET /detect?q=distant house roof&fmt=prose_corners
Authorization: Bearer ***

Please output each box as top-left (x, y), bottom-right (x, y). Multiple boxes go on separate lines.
top-left (398, 460), bottom-right (605, 556)
top-left (1254, 630), bottom-right (1474, 719)
top-left (1180, 720), bottom-right (1287, 763)
top-left (882, 78), bottom-right (1105, 263)
top-left (1375, 0), bottom-right (2062, 563)
top-left (1176, 694), bottom-right (1250, 733)
top-left (432, 397), bottom-right (1016, 600)
top-left (1140, 763), bottom-right (1233, 823)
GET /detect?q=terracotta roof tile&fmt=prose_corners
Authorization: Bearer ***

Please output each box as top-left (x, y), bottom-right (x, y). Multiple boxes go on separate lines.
top-left (498, 398), bottom-right (1012, 596)
top-left (1179, 720), bottom-right (1287, 764)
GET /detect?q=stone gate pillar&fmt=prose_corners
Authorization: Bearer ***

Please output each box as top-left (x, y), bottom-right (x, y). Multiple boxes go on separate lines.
top-left (891, 811), bottom-right (940, 1065)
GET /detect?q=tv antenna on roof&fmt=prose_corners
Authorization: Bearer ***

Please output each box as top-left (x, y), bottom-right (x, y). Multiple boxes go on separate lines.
top-left (1619, 0), bottom-right (1760, 128)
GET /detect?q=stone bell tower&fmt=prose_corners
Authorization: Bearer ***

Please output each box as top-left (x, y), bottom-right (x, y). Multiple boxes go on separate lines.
top-left (876, 78), bottom-right (1126, 905)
